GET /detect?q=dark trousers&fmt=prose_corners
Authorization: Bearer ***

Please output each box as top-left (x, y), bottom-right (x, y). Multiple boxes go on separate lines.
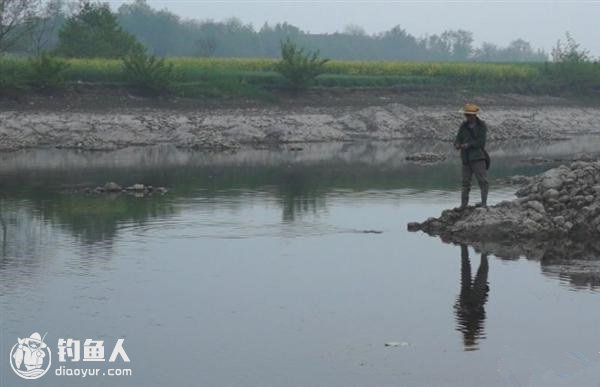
top-left (462, 160), bottom-right (488, 206)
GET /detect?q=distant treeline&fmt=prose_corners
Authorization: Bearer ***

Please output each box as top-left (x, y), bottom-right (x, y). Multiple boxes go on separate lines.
top-left (7, 0), bottom-right (548, 62)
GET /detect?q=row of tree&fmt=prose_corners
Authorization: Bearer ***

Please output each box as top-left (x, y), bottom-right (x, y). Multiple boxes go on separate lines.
top-left (2, 0), bottom-right (555, 62)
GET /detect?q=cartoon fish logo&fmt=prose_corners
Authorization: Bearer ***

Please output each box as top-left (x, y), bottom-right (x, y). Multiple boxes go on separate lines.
top-left (10, 332), bottom-right (52, 380)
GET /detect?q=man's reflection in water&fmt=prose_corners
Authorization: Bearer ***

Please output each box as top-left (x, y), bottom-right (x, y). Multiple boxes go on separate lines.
top-left (454, 244), bottom-right (489, 351)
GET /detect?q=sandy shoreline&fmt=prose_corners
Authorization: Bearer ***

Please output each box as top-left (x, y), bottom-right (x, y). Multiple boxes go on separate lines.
top-left (1, 91), bottom-right (600, 151)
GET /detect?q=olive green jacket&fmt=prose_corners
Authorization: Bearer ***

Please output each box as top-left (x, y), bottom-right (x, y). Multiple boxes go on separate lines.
top-left (454, 119), bottom-right (488, 165)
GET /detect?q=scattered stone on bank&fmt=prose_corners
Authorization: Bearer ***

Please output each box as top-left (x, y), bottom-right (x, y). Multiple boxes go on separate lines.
top-left (104, 182), bottom-right (122, 192)
top-left (187, 138), bottom-right (241, 151)
top-left (3, 101), bottom-right (600, 151)
top-left (405, 152), bottom-right (446, 163)
top-left (520, 152), bottom-right (600, 165)
top-left (557, 152), bottom-right (600, 162)
top-left (521, 157), bottom-right (550, 164)
top-left (495, 174), bottom-right (533, 186)
top-left (67, 182), bottom-right (168, 196)
top-left (408, 160), bottom-right (600, 243)
top-left (126, 183), bottom-right (145, 192)
top-left (509, 175), bottom-right (532, 185)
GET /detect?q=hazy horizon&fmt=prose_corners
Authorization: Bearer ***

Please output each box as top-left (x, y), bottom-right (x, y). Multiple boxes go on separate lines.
top-left (108, 1), bottom-right (600, 57)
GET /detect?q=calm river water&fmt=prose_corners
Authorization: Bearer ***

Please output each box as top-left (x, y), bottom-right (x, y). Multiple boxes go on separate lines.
top-left (1, 138), bottom-right (600, 387)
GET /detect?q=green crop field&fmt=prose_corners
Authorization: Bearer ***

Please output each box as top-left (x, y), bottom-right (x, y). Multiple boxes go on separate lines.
top-left (2, 56), bottom-right (600, 97)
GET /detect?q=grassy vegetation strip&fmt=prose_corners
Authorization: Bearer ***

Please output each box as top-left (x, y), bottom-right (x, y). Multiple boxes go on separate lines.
top-left (2, 56), bottom-right (600, 94)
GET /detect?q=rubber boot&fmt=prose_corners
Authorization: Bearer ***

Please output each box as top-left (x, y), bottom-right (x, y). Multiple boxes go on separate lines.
top-left (457, 191), bottom-right (469, 211)
top-left (475, 186), bottom-right (488, 208)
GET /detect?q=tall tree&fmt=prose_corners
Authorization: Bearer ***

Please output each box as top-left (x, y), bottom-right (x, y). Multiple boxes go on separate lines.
top-left (343, 24), bottom-right (366, 36)
top-left (379, 25), bottom-right (421, 60)
top-left (25, 0), bottom-right (65, 55)
top-left (552, 32), bottom-right (590, 63)
top-left (440, 30), bottom-right (473, 60)
top-left (55, 1), bottom-right (142, 58)
top-left (259, 22), bottom-right (302, 57)
top-left (0, 0), bottom-right (41, 52)
top-left (118, 0), bottom-right (182, 56)
top-left (473, 39), bottom-right (547, 62)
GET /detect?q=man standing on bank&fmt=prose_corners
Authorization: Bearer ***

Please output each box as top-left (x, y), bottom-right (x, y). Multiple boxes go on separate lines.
top-left (454, 103), bottom-right (490, 210)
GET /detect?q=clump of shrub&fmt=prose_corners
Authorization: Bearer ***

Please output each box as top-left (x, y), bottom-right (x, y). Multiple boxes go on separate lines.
top-left (27, 53), bottom-right (70, 90)
top-left (122, 50), bottom-right (175, 95)
top-left (0, 59), bottom-right (26, 94)
top-left (544, 32), bottom-right (600, 92)
top-left (275, 38), bottom-right (329, 92)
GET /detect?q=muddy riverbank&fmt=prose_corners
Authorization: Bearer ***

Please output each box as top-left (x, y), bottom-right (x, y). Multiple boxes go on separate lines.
top-left (1, 90), bottom-right (600, 151)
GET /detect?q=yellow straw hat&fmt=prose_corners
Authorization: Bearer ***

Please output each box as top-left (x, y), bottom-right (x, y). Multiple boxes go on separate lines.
top-left (459, 103), bottom-right (480, 115)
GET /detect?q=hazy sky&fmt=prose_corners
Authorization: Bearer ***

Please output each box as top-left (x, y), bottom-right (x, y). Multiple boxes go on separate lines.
top-left (110, 1), bottom-right (600, 56)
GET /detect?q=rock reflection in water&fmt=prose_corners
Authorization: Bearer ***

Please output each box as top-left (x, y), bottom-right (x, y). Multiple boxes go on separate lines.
top-left (454, 244), bottom-right (490, 351)
top-left (452, 238), bottom-right (600, 292)
top-left (540, 243), bottom-right (600, 291)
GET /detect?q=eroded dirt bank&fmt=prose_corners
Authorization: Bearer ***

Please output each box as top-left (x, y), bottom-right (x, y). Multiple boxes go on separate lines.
top-left (1, 90), bottom-right (600, 151)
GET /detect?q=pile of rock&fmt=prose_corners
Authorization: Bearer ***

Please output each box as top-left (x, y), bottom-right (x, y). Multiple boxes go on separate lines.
top-left (505, 175), bottom-right (532, 185)
top-left (405, 152), bottom-right (447, 163)
top-left (408, 160), bottom-right (600, 243)
top-left (74, 182), bottom-right (168, 196)
top-left (519, 153), bottom-right (600, 165)
top-left (520, 157), bottom-right (551, 164)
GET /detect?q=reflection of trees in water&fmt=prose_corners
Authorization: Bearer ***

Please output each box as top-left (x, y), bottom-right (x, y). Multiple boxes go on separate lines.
top-left (277, 169), bottom-right (327, 222)
top-left (0, 200), bottom-right (57, 295)
top-left (454, 244), bottom-right (489, 351)
top-left (0, 194), bottom-right (178, 294)
top-left (0, 200), bottom-right (54, 263)
top-left (32, 195), bottom-right (176, 245)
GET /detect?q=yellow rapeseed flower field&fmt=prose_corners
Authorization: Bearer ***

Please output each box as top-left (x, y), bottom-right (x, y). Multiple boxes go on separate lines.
top-left (51, 57), bottom-right (539, 82)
